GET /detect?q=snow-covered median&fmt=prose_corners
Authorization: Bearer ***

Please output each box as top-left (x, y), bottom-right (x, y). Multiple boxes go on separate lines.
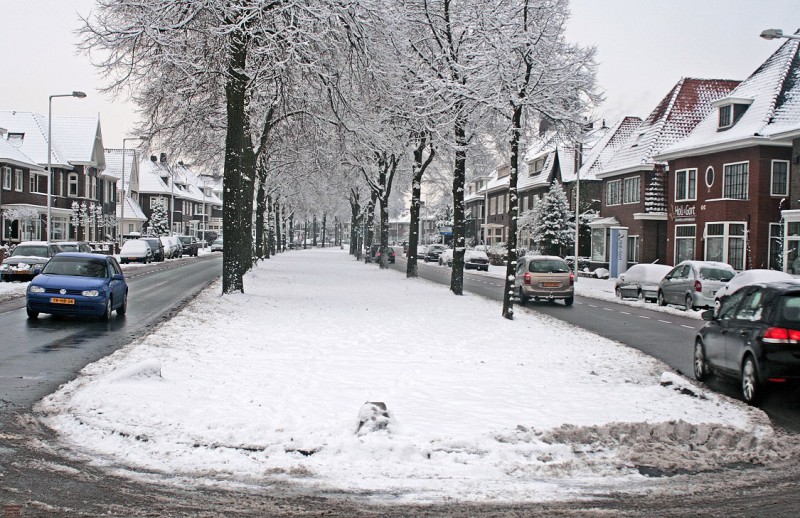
top-left (38, 248), bottom-right (780, 502)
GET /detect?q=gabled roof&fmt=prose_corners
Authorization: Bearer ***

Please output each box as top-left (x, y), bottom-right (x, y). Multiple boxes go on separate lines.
top-left (658, 34), bottom-right (800, 158)
top-left (0, 111), bottom-right (104, 170)
top-left (117, 196), bottom-right (147, 221)
top-left (137, 156), bottom-right (173, 195)
top-left (579, 117), bottom-right (642, 179)
top-left (600, 78), bottom-right (740, 176)
top-left (104, 149), bottom-right (140, 194)
top-left (0, 134), bottom-right (43, 171)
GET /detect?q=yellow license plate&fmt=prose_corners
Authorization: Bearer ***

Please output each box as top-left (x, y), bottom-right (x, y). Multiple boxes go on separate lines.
top-left (542, 282), bottom-right (561, 288)
top-left (50, 297), bottom-right (75, 305)
top-left (15, 270), bottom-right (30, 275)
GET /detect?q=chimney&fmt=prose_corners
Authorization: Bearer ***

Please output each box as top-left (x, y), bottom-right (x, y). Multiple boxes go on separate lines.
top-left (160, 152), bottom-right (167, 163)
top-left (150, 155), bottom-right (157, 162)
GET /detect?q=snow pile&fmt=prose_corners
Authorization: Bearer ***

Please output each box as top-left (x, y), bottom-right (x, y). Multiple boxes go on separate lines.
top-left (38, 248), bottom-right (781, 502)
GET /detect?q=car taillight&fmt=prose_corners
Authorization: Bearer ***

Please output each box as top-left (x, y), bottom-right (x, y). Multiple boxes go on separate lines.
top-left (763, 327), bottom-right (800, 344)
top-left (524, 272), bottom-right (531, 285)
top-left (569, 273), bottom-right (574, 286)
top-left (694, 280), bottom-right (702, 293)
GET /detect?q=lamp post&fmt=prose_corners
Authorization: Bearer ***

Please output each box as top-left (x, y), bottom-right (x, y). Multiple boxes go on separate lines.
top-left (760, 29), bottom-right (800, 41)
top-left (47, 91), bottom-right (86, 242)
top-left (119, 136), bottom-right (148, 248)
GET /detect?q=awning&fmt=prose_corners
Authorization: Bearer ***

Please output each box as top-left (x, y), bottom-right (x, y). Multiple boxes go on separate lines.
top-left (587, 216), bottom-right (619, 228)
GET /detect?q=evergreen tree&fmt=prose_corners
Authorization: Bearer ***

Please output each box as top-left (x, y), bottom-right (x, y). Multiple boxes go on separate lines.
top-left (148, 198), bottom-right (170, 236)
top-left (532, 182), bottom-right (574, 256)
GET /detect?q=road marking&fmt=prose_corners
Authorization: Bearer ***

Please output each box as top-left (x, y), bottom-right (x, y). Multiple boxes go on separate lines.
top-left (638, 315), bottom-right (650, 319)
top-left (588, 304), bottom-right (597, 308)
top-left (681, 325), bottom-right (695, 329)
top-left (603, 307), bottom-right (613, 311)
top-left (620, 311), bottom-right (631, 315)
top-left (658, 319), bottom-right (671, 324)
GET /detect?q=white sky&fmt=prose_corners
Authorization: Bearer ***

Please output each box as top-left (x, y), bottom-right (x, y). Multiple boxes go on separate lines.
top-left (0, 1), bottom-right (798, 148)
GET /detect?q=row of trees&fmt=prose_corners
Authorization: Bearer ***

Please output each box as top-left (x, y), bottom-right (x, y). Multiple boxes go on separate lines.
top-left (80, 0), bottom-right (599, 318)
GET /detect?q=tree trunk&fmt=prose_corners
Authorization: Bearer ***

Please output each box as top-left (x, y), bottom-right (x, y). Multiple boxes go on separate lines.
top-left (349, 189), bottom-right (360, 256)
top-left (275, 198), bottom-right (282, 254)
top-left (321, 213), bottom-right (327, 248)
top-left (312, 216), bottom-right (318, 247)
top-left (407, 132), bottom-right (434, 278)
top-left (255, 176), bottom-right (266, 260)
top-left (303, 220), bottom-right (308, 249)
top-left (450, 111), bottom-right (467, 295)
top-left (502, 104), bottom-right (523, 319)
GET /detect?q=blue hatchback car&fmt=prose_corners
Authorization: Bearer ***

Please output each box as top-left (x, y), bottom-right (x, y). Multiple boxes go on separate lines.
top-left (26, 253), bottom-right (128, 320)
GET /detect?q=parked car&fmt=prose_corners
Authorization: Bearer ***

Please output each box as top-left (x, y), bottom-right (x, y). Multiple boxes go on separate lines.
top-left (694, 281), bottom-right (800, 405)
top-left (210, 238), bottom-right (224, 252)
top-left (25, 252), bottom-right (128, 320)
top-left (178, 235), bottom-right (200, 257)
top-left (465, 249), bottom-right (490, 271)
top-left (0, 241), bottom-right (63, 282)
top-left (141, 237), bottom-right (165, 262)
top-left (369, 244), bottom-right (395, 264)
top-left (615, 263), bottom-right (673, 302)
top-left (514, 255), bottom-right (574, 306)
top-left (119, 239), bottom-right (153, 264)
top-left (714, 269), bottom-right (794, 314)
top-left (57, 241), bottom-right (93, 253)
top-left (160, 235), bottom-right (183, 259)
top-left (438, 248), bottom-right (453, 266)
top-left (424, 244), bottom-right (448, 263)
top-left (657, 260), bottom-right (736, 311)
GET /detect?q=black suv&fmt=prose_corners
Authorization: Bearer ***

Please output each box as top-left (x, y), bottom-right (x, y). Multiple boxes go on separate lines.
top-left (141, 237), bottom-right (165, 262)
top-left (178, 236), bottom-right (200, 257)
top-left (695, 281), bottom-right (800, 405)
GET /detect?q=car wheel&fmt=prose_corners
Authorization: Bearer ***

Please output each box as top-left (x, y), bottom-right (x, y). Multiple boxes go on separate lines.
top-left (657, 291), bottom-right (666, 307)
top-left (116, 292), bottom-right (128, 316)
top-left (26, 307), bottom-right (39, 319)
top-left (741, 355), bottom-right (762, 405)
top-left (684, 294), bottom-right (694, 312)
top-left (518, 287), bottom-right (529, 305)
top-left (615, 286), bottom-right (622, 299)
top-left (564, 297), bottom-right (574, 307)
top-left (693, 340), bottom-right (707, 381)
top-left (637, 290), bottom-right (645, 302)
top-left (100, 298), bottom-right (112, 321)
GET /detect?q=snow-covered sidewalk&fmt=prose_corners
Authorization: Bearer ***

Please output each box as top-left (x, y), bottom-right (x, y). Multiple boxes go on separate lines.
top-left (38, 248), bottom-right (784, 502)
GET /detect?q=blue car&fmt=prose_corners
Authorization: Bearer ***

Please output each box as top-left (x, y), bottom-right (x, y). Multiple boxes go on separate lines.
top-left (26, 253), bottom-right (128, 320)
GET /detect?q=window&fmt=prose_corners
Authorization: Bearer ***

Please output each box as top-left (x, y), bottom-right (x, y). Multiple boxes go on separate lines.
top-left (606, 179), bottom-right (621, 206)
top-left (705, 167), bottom-right (714, 188)
top-left (498, 195), bottom-right (505, 214)
top-left (723, 162), bottom-right (749, 199)
top-left (675, 169), bottom-right (697, 201)
top-left (769, 223), bottom-right (783, 271)
top-left (627, 235), bottom-right (639, 263)
top-left (2, 166), bottom-right (10, 190)
top-left (15, 169), bottom-right (23, 192)
top-left (718, 105), bottom-right (733, 128)
top-left (57, 172), bottom-right (63, 197)
top-left (68, 173), bottom-right (79, 197)
top-left (705, 222), bottom-right (746, 270)
top-left (529, 158), bottom-right (545, 176)
top-left (674, 224), bottom-right (696, 264)
top-left (85, 176), bottom-right (91, 199)
top-left (490, 196), bottom-right (497, 216)
top-left (91, 176), bottom-right (97, 200)
top-left (771, 160), bottom-right (789, 196)
top-left (623, 176), bottom-right (640, 204)
top-left (29, 173), bottom-right (47, 194)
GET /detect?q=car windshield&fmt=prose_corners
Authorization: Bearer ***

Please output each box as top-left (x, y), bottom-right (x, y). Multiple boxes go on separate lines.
top-left (43, 257), bottom-right (108, 278)
top-left (123, 241), bottom-right (148, 252)
top-left (699, 267), bottom-right (735, 282)
top-left (11, 245), bottom-right (49, 257)
top-left (775, 295), bottom-right (800, 323)
top-left (178, 237), bottom-right (191, 244)
top-left (59, 244), bottom-right (80, 252)
top-left (530, 259), bottom-right (569, 273)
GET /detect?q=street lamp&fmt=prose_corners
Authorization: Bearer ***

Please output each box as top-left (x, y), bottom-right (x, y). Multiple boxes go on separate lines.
top-left (760, 29), bottom-right (800, 41)
top-left (47, 91), bottom-right (86, 242)
top-left (119, 136), bottom-right (148, 248)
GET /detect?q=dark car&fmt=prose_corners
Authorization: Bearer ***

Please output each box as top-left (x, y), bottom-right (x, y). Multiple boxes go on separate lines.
top-left (26, 252), bottom-right (128, 320)
top-left (57, 241), bottom-right (93, 253)
top-left (0, 241), bottom-right (64, 282)
top-left (369, 244), bottom-right (395, 264)
top-left (694, 281), bottom-right (800, 405)
top-left (141, 237), bottom-right (166, 262)
top-left (424, 244), bottom-right (447, 263)
top-left (178, 235), bottom-right (200, 257)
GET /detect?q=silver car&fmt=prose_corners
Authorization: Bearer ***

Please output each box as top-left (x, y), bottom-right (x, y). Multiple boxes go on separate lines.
top-left (657, 260), bottom-right (735, 311)
top-left (514, 255), bottom-right (574, 306)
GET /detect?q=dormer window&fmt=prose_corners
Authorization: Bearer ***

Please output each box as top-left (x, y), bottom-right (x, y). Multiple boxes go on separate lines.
top-left (713, 97), bottom-right (753, 130)
top-left (529, 158), bottom-right (545, 176)
top-left (631, 133), bottom-right (645, 148)
top-left (718, 105), bottom-right (733, 128)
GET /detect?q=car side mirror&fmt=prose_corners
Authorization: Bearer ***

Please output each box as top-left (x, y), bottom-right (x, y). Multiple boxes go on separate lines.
top-left (33, 268), bottom-right (42, 275)
top-left (701, 309), bottom-right (715, 321)
top-left (113, 274), bottom-right (124, 281)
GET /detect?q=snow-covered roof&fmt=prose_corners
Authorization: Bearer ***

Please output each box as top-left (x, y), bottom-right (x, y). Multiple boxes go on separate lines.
top-left (105, 148), bottom-right (140, 194)
top-left (658, 35), bottom-right (800, 158)
top-left (0, 111), bottom-right (104, 170)
top-left (579, 117), bottom-right (642, 179)
top-left (0, 133), bottom-right (43, 171)
top-left (117, 196), bottom-right (147, 221)
top-left (137, 156), bottom-right (173, 195)
top-left (600, 78), bottom-right (740, 176)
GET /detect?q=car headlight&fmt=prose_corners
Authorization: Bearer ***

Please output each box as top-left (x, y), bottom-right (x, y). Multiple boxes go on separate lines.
top-left (0, 264), bottom-right (8, 271)
top-left (81, 290), bottom-right (100, 297)
top-left (29, 286), bottom-right (45, 293)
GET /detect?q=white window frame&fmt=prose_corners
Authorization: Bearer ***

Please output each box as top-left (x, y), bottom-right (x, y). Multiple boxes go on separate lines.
top-left (675, 168), bottom-right (697, 202)
top-left (605, 179), bottom-right (622, 206)
top-left (2, 166), bottom-right (11, 190)
top-left (29, 172), bottom-right (47, 195)
top-left (623, 176), bottom-right (640, 204)
top-left (674, 224), bottom-right (696, 265)
top-left (627, 235), bottom-right (639, 263)
top-left (15, 169), bottom-right (23, 192)
top-left (529, 158), bottom-right (545, 176)
top-left (705, 166), bottom-right (714, 188)
top-left (723, 161), bottom-right (749, 200)
top-left (771, 159), bottom-right (790, 196)
top-left (718, 105), bottom-right (733, 129)
top-left (704, 221), bottom-right (747, 271)
top-left (769, 222), bottom-right (782, 271)
top-left (68, 173), bottom-right (79, 197)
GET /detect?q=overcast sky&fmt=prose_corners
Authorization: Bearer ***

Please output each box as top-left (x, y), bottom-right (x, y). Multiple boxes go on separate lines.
top-left (1, 1), bottom-right (798, 151)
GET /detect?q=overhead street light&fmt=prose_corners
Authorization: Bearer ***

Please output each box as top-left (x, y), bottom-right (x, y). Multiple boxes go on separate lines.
top-left (46, 91), bottom-right (87, 242)
top-left (760, 29), bottom-right (800, 41)
top-left (119, 136), bottom-right (149, 248)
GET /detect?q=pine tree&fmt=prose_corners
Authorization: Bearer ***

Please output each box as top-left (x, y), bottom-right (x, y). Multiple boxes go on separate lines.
top-left (532, 182), bottom-right (574, 257)
top-left (148, 198), bottom-right (170, 236)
